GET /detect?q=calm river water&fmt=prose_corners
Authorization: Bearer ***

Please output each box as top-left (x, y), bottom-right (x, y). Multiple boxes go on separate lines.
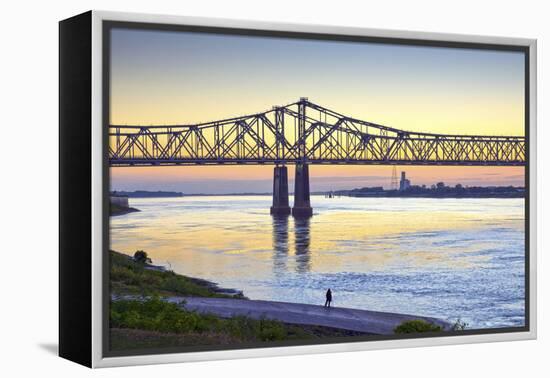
top-left (110, 195), bottom-right (525, 329)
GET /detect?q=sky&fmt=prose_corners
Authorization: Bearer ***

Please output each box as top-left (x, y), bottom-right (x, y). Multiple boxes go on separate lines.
top-left (109, 28), bottom-right (525, 194)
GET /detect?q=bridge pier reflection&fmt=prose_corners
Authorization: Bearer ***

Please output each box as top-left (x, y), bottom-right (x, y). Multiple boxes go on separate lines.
top-left (272, 215), bottom-right (289, 273)
top-left (294, 217), bottom-right (311, 273)
top-left (292, 164), bottom-right (313, 218)
top-left (270, 166), bottom-right (291, 216)
top-left (272, 215), bottom-right (311, 274)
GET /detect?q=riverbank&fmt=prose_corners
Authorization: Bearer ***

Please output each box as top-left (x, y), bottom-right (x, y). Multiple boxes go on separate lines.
top-left (337, 193), bottom-right (524, 199)
top-left (334, 185), bottom-right (524, 199)
top-left (109, 250), bottom-right (372, 350)
top-left (110, 250), bottom-right (244, 298)
top-left (163, 296), bottom-right (448, 334)
top-left (110, 203), bottom-right (140, 216)
top-left (109, 250), bottom-right (451, 351)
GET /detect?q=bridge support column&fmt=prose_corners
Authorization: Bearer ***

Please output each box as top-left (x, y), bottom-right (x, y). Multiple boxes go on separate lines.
top-left (270, 166), bottom-right (291, 216)
top-left (292, 164), bottom-right (313, 218)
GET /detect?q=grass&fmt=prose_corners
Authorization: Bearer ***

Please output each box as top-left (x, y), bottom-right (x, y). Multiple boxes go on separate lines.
top-left (111, 297), bottom-right (289, 342)
top-left (110, 328), bottom-right (241, 350)
top-left (110, 250), bottom-right (237, 298)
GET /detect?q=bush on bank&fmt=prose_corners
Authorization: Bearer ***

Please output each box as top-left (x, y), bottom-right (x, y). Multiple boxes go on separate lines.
top-left (393, 319), bottom-right (443, 334)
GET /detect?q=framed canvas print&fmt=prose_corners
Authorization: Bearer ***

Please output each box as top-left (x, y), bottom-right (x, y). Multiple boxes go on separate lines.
top-left (59, 10), bottom-right (537, 368)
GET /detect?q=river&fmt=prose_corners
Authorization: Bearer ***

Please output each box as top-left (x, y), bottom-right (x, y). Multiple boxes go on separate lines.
top-left (110, 195), bottom-right (525, 329)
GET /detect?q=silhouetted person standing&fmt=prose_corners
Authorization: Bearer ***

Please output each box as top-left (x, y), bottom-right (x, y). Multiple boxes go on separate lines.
top-left (324, 288), bottom-right (332, 308)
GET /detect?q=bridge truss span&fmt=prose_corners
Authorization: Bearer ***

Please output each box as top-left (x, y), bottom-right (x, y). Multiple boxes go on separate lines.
top-left (109, 98), bottom-right (526, 167)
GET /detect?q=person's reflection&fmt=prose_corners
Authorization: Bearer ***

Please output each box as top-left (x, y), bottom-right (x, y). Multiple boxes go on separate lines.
top-left (294, 217), bottom-right (311, 273)
top-left (272, 215), bottom-right (289, 274)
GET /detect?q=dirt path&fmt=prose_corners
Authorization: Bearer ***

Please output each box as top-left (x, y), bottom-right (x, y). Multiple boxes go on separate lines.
top-left (163, 296), bottom-right (448, 335)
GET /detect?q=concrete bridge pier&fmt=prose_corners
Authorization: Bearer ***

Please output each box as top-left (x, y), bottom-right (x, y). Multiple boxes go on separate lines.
top-left (292, 164), bottom-right (313, 218)
top-left (270, 166), bottom-right (291, 216)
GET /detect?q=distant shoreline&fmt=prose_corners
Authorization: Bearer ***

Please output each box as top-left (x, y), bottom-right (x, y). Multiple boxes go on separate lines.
top-left (334, 193), bottom-right (525, 199)
top-left (112, 192), bottom-right (524, 199)
top-left (334, 185), bottom-right (524, 199)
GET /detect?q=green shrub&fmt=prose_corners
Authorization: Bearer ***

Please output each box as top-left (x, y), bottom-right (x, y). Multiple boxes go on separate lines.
top-left (134, 250), bottom-right (152, 264)
top-left (257, 318), bottom-right (287, 341)
top-left (111, 297), bottom-right (201, 333)
top-left (394, 319), bottom-right (442, 334)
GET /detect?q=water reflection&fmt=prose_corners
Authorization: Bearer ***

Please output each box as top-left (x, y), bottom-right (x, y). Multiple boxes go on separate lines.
top-left (272, 215), bottom-right (312, 273)
top-left (111, 196), bottom-right (525, 328)
top-left (272, 216), bottom-right (289, 273)
top-left (294, 217), bottom-right (311, 273)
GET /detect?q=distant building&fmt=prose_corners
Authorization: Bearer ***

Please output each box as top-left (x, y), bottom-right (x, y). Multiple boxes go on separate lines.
top-left (399, 171), bottom-right (411, 191)
top-left (361, 186), bottom-right (384, 193)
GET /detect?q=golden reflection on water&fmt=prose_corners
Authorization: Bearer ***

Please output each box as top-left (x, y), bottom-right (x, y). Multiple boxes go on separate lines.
top-left (110, 196), bottom-right (524, 282)
top-left (110, 196), bottom-right (525, 327)
top-left (309, 210), bottom-right (496, 271)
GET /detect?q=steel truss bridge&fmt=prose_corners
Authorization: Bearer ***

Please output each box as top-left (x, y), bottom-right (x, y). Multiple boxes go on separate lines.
top-left (109, 98), bottom-right (525, 167)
